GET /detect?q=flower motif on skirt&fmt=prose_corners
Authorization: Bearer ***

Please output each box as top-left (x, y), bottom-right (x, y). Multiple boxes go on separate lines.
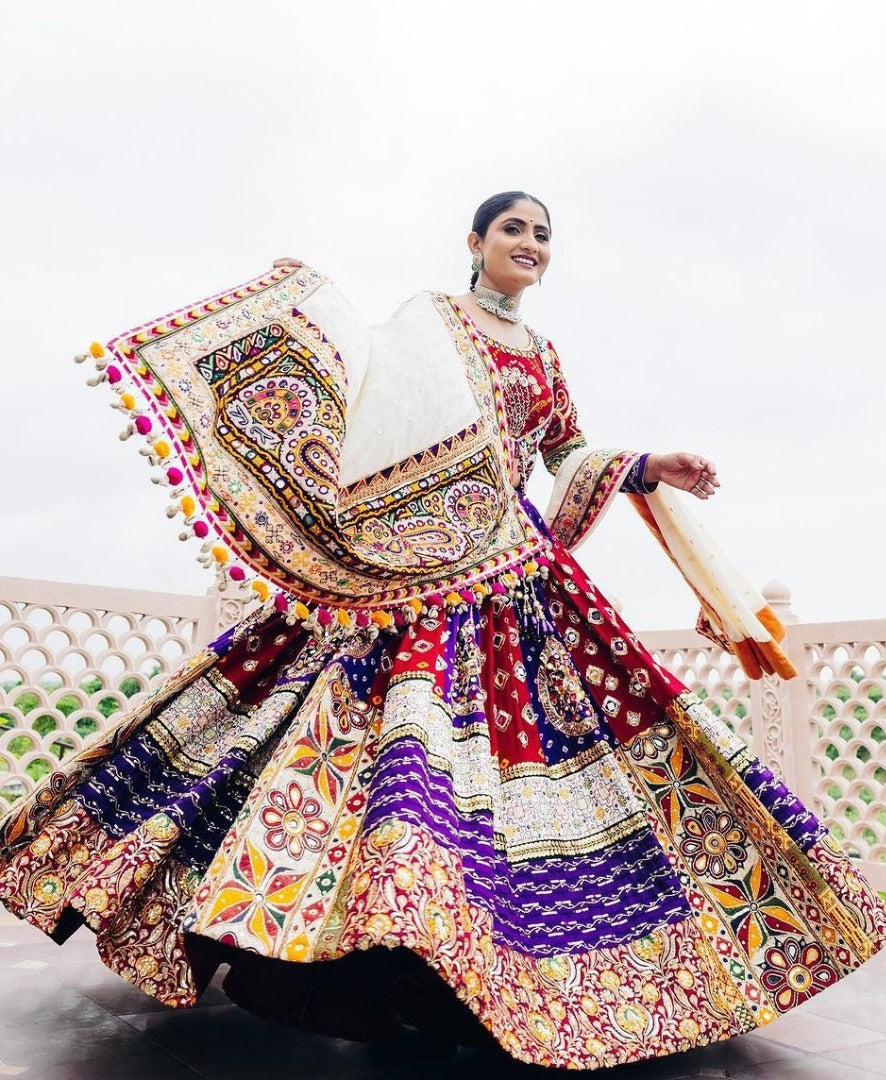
top-left (761, 938), bottom-right (838, 1009)
top-left (286, 704), bottom-right (361, 804)
top-left (679, 807), bottom-right (748, 879)
top-left (202, 837), bottom-right (305, 950)
top-left (260, 780), bottom-right (331, 860)
top-left (328, 669), bottom-right (371, 734)
top-left (707, 861), bottom-right (808, 957)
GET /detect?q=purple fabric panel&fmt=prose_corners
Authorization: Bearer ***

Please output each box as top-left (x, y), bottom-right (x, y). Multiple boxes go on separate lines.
top-left (741, 759), bottom-right (826, 852)
top-left (75, 729), bottom-right (255, 870)
top-left (485, 830), bottom-right (691, 954)
top-left (364, 735), bottom-right (689, 953)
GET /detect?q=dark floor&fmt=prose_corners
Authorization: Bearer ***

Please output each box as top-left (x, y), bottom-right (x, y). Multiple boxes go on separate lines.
top-left (2, 904), bottom-right (885, 1079)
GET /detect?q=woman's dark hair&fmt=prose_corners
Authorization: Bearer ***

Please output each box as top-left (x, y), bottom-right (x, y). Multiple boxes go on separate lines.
top-left (470, 190), bottom-right (551, 289)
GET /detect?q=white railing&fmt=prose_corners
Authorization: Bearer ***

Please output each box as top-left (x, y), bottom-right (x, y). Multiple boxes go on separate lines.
top-left (0, 575), bottom-right (247, 807)
top-left (1, 575), bottom-right (883, 888)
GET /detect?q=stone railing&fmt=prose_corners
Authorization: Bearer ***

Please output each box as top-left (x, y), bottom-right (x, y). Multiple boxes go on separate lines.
top-left (0, 575), bottom-right (248, 807)
top-left (1, 574), bottom-right (884, 888)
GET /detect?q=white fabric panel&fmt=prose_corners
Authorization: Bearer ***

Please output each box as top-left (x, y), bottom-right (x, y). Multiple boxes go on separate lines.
top-left (336, 292), bottom-right (481, 486)
top-left (299, 281), bottom-right (371, 408)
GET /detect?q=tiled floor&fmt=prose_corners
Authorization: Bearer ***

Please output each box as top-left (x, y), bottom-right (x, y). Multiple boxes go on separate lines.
top-left (1, 905), bottom-right (885, 1079)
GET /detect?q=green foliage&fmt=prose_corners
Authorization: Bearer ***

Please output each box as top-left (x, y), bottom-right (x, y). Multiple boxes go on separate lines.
top-left (7, 735), bottom-right (35, 758)
top-left (56, 694), bottom-right (81, 717)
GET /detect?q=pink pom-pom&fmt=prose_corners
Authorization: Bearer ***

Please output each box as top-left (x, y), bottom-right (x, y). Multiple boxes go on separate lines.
top-left (427, 593), bottom-right (443, 608)
top-left (192, 520), bottom-right (209, 538)
top-left (166, 466), bottom-right (184, 486)
top-left (492, 582), bottom-right (507, 595)
top-left (459, 590), bottom-right (474, 604)
top-left (106, 365), bottom-right (122, 384)
top-left (229, 566), bottom-right (246, 582)
top-left (134, 415), bottom-right (152, 436)
top-left (274, 593), bottom-right (289, 612)
top-left (316, 608), bottom-right (333, 627)
top-left (355, 611), bottom-right (370, 627)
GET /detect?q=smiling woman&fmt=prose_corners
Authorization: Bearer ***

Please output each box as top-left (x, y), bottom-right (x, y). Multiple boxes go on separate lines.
top-left (0, 191), bottom-right (884, 1072)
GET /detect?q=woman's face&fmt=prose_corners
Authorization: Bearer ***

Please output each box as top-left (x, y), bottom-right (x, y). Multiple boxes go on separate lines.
top-left (469, 198), bottom-right (551, 294)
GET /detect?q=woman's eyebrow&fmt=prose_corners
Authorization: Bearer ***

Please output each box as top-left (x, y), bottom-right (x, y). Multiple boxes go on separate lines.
top-left (502, 216), bottom-right (550, 232)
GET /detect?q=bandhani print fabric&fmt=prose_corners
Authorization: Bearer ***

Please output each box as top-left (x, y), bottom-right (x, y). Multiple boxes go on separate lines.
top-left (1, 273), bottom-right (885, 1071)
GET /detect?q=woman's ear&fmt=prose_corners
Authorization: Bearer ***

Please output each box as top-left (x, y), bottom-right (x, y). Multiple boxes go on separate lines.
top-left (467, 231), bottom-right (483, 256)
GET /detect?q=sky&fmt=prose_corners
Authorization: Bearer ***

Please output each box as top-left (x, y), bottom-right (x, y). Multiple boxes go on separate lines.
top-left (1, 1), bottom-right (884, 632)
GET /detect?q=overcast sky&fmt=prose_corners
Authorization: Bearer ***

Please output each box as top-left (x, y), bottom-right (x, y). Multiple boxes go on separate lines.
top-left (2, 1), bottom-right (884, 632)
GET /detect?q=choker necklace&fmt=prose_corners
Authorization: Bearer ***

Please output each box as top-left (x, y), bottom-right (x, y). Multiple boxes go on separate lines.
top-left (472, 284), bottom-right (521, 323)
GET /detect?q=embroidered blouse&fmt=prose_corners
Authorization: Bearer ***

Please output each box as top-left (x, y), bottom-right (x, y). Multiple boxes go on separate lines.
top-left (480, 332), bottom-right (657, 495)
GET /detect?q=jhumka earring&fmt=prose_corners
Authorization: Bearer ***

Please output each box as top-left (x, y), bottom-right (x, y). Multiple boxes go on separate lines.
top-left (471, 252), bottom-right (484, 273)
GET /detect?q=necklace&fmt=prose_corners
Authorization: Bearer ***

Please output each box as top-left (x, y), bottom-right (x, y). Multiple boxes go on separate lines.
top-left (472, 284), bottom-right (521, 323)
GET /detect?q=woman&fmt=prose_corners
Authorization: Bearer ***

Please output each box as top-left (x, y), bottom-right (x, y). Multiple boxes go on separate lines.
top-left (1, 191), bottom-right (883, 1071)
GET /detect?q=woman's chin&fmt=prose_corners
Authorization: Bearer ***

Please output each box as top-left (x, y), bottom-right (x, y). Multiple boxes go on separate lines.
top-left (485, 273), bottom-right (535, 295)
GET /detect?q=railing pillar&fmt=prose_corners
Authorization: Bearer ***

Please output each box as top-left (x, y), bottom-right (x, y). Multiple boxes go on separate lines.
top-left (749, 581), bottom-right (808, 798)
top-left (204, 576), bottom-right (250, 644)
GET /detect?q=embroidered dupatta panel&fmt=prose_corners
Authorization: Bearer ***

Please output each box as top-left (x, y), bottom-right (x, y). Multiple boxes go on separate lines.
top-left (102, 267), bottom-right (555, 607)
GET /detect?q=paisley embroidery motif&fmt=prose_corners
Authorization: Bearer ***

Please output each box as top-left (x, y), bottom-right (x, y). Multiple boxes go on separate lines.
top-left (536, 637), bottom-right (599, 736)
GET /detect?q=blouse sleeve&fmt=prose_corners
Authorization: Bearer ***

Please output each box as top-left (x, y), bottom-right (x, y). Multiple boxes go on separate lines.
top-left (539, 343), bottom-right (589, 475)
top-left (539, 343), bottom-right (658, 493)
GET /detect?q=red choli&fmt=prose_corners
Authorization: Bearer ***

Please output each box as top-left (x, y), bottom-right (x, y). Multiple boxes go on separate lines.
top-left (479, 332), bottom-right (587, 480)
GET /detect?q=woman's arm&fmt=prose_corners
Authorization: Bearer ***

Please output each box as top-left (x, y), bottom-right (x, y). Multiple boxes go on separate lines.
top-left (540, 344), bottom-right (719, 501)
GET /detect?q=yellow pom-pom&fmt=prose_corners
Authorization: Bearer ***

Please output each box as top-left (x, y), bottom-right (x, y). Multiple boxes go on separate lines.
top-left (89, 341), bottom-right (105, 359)
top-left (336, 609), bottom-right (352, 628)
top-left (180, 495), bottom-right (196, 518)
top-left (251, 580), bottom-right (270, 602)
top-left (294, 601), bottom-right (310, 620)
top-left (211, 545), bottom-right (228, 564)
top-left (120, 392), bottom-right (136, 410)
top-left (371, 611), bottom-right (393, 628)
top-left (525, 560), bottom-right (538, 575)
top-left (473, 582), bottom-right (489, 596)
top-left (444, 592), bottom-right (462, 607)
top-left (502, 572), bottom-right (517, 588)
top-left (153, 439), bottom-right (171, 459)
top-left (406, 597), bottom-right (423, 615)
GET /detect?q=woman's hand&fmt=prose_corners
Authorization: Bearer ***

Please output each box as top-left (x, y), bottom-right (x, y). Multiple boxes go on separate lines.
top-left (273, 257), bottom-right (303, 268)
top-left (645, 452), bottom-right (719, 499)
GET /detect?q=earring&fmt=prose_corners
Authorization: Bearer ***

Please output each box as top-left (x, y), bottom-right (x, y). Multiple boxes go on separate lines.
top-left (471, 252), bottom-right (484, 273)
top-left (538, 274), bottom-right (542, 286)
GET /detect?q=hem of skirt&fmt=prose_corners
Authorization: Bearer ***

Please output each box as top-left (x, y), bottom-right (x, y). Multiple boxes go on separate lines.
top-left (3, 799), bottom-right (886, 1069)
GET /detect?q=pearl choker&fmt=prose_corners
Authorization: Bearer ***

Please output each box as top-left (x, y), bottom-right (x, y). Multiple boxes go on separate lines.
top-left (472, 284), bottom-right (521, 323)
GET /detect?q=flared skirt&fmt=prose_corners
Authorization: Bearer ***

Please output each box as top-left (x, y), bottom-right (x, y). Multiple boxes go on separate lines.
top-left (1, 509), bottom-right (884, 1070)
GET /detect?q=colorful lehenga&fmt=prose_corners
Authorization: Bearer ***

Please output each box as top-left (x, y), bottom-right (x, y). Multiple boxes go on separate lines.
top-left (1, 266), bottom-right (884, 1071)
